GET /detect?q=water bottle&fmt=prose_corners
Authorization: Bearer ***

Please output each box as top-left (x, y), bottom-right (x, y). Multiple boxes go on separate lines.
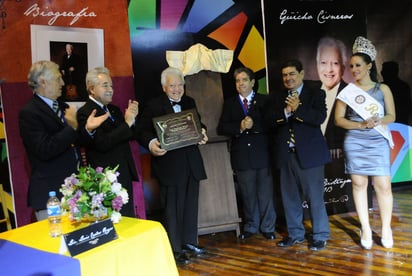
top-left (47, 191), bottom-right (62, 237)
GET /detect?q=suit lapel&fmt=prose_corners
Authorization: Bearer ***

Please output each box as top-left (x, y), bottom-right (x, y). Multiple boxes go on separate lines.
top-left (33, 95), bottom-right (64, 125)
top-left (299, 85), bottom-right (312, 104)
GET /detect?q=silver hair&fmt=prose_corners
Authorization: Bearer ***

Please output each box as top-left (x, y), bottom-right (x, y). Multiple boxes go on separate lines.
top-left (316, 36), bottom-right (347, 66)
top-left (160, 67), bottom-right (184, 87)
top-left (27, 60), bottom-right (60, 91)
top-left (86, 67), bottom-right (110, 93)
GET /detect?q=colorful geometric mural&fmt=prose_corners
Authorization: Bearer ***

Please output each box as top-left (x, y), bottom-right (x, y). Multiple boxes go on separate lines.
top-left (390, 123), bottom-right (412, 182)
top-left (128, 0), bottom-right (267, 94)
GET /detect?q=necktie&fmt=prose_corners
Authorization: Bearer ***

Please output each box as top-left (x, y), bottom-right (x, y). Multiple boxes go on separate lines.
top-left (243, 98), bottom-right (248, 112)
top-left (103, 105), bottom-right (114, 121)
top-left (53, 101), bottom-right (78, 162)
top-left (171, 101), bottom-right (181, 113)
top-left (288, 90), bottom-right (297, 96)
top-left (53, 101), bottom-right (64, 123)
top-left (289, 128), bottom-right (295, 147)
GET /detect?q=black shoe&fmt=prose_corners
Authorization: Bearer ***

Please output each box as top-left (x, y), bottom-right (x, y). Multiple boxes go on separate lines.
top-left (174, 252), bottom-right (190, 265)
top-left (277, 237), bottom-right (305, 247)
top-left (310, 240), bottom-right (326, 251)
top-left (238, 231), bottom-right (254, 239)
top-left (182, 243), bottom-right (206, 256)
top-left (262, 232), bottom-right (276, 240)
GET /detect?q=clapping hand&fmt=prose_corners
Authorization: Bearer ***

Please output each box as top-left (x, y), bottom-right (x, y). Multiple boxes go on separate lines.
top-left (240, 116), bottom-right (253, 131)
top-left (125, 100), bottom-right (139, 127)
top-left (64, 104), bottom-right (78, 130)
top-left (285, 91), bottom-right (301, 113)
top-left (86, 109), bottom-right (110, 132)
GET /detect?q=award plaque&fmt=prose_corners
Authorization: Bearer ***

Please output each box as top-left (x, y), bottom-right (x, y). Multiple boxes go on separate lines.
top-left (152, 108), bottom-right (203, 151)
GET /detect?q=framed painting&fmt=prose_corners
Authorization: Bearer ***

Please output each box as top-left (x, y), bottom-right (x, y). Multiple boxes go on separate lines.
top-left (30, 25), bottom-right (104, 102)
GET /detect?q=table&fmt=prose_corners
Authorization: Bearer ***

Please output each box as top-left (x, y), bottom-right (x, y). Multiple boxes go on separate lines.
top-left (0, 217), bottom-right (178, 276)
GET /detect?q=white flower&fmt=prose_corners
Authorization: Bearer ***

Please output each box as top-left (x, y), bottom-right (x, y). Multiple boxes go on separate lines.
top-left (111, 211), bottom-right (122, 223)
top-left (111, 182), bottom-right (122, 194)
top-left (106, 171), bottom-right (118, 183)
top-left (119, 189), bottom-right (129, 204)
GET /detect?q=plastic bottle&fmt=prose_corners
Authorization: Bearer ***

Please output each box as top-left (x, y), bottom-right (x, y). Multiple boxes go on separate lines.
top-left (47, 191), bottom-right (62, 237)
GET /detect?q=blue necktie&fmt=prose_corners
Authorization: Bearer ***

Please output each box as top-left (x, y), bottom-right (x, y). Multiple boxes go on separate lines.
top-left (103, 105), bottom-right (114, 121)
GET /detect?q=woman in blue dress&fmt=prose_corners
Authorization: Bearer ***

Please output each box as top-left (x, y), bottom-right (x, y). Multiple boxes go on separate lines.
top-left (335, 36), bottom-right (396, 249)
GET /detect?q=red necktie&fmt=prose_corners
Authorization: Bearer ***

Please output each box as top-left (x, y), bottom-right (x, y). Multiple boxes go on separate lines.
top-left (243, 98), bottom-right (248, 112)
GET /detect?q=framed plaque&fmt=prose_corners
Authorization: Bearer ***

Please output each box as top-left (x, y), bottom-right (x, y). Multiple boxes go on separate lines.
top-left (152, 109), bottom-right (203, 151)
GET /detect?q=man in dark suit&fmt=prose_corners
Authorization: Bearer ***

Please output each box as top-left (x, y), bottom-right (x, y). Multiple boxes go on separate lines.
top-left (61, 43), bottom-right (87, 100)
top-left (77, 67), bottom-right (139, 218)
top-left (217, 67), bottom-right (276, 240)
top-left (267, 59), bottom-right (331, 251)
top-left (19, 60), bottom-right (108, 221)
top-left (136, 67), bottom-right (208, 265)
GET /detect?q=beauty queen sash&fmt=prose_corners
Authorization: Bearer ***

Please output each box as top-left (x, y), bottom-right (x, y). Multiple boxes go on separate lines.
top-left (337, 83), bottom-right (394, 148)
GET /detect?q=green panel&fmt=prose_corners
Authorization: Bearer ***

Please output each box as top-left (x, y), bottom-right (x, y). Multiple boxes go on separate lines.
top-left (392, 149), bottom-right (412, 183)
top-left (128, 0), bottom-right (157, 36)
top-left (257, 77), bottom-right (268, 95)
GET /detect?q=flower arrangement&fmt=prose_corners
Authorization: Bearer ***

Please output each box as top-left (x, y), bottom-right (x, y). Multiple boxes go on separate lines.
top-left (60, 165), bottom-right (129, 223)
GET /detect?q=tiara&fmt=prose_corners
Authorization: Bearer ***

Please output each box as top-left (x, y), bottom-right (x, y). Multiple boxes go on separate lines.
top-left (352, 36), bottom-right (377, 61)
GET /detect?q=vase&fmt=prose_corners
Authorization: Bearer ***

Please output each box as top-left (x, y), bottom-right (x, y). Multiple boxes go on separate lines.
top-left (84, 205), bottom-right (108, 223)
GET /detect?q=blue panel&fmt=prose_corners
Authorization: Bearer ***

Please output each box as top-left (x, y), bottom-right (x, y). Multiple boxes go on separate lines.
top-left (182, 0), bottom-right (234, 33)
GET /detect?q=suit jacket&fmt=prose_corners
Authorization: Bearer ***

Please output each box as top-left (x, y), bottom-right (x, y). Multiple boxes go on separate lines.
top-left (136, 93), bottom-right (207, 186)
top-left (217, 93), bottom-right (271, 170)
top-left (76, 100), bottom-right (139, 185)
top-left (268, 81), bottom-right (331, 169)
top-left (19, 95), bottom-right (90, 209)
top-left (61, 53), bottom-right (84, 86)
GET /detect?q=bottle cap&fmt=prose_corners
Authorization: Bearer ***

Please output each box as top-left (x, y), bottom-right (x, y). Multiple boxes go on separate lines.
top-left (49, 191), bottom-right (56, 197)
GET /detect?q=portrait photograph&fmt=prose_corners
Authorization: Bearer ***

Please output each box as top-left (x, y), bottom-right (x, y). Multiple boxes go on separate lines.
top-left (30, 25), bottom-right (104, 102)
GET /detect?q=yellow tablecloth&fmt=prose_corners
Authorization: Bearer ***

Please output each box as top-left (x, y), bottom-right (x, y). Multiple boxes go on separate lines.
top-left (0, 217), bottom-right (178, 276)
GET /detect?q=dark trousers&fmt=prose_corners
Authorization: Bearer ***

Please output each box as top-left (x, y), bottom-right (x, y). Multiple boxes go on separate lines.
top-left (117, 173), bottom-right (135, 218)
top-left (280, 153), bottom-right (330, 241)
top-left (161, 175), bottom-right (200, 253)
top-left (236, 167), bottom-right (276, 233)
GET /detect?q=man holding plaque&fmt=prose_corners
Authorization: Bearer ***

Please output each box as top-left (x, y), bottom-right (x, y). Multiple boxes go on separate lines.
top-left (136, 67), bottom-right (208, 265)
top-left (217, 67), bottom-right (276, 241)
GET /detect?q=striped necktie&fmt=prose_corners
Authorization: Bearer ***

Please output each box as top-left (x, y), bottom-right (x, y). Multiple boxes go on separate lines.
top-left (289, 128), bottom-right (295, 145)
top-left (53, 101), bottom-right (64, 123)
top-left (52, 101), bottom-right (79, 163)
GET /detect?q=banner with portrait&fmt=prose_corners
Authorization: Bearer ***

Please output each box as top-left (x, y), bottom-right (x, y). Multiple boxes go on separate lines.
top-left (262, 0), bottom-right (368, 215)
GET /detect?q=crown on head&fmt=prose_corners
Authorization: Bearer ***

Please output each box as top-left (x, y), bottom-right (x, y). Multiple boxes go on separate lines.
top-left (352, 36), bottom-right (377, 61)
top-left (352, 36), bottom-right (376, 61)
